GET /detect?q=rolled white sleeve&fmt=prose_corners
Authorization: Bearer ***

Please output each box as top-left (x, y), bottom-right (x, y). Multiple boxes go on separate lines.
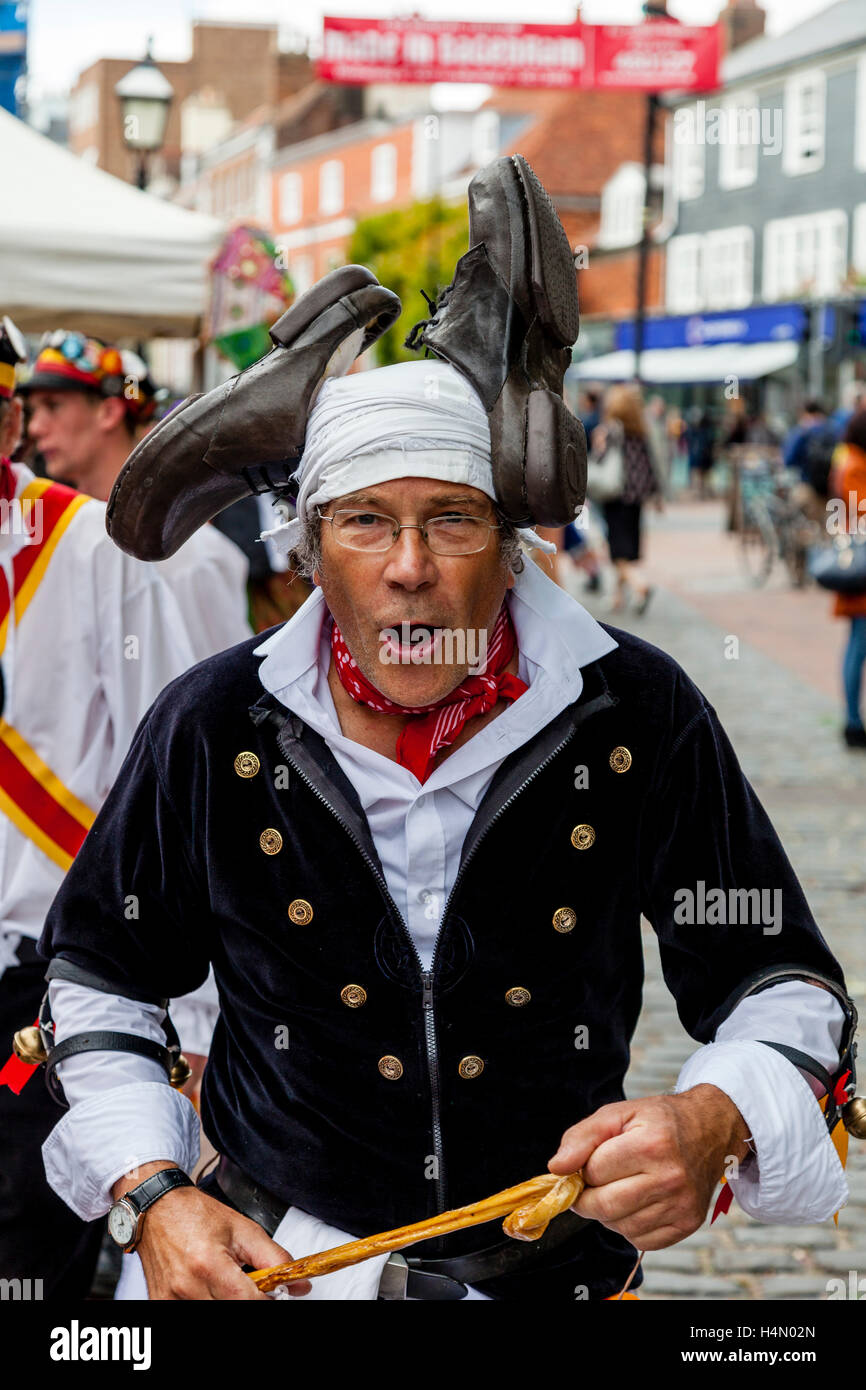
top-left (41, 981), bottom-right (199, 1221)
top-left (675, 981), bottom-right (848, 1224)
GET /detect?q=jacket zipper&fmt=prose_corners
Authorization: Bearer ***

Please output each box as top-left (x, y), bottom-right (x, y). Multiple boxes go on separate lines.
top-left (279, 719), bottom-right (577, 1216)
top-left (276, 747), bottom-right (448, 1210)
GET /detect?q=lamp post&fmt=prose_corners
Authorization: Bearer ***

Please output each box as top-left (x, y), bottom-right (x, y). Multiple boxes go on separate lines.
top-left (115, 41), bottom-right (174, 191)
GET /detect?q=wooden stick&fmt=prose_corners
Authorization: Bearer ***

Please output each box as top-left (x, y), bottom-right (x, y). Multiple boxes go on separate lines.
top-left (249, 1171), bottom-right (584, 1293)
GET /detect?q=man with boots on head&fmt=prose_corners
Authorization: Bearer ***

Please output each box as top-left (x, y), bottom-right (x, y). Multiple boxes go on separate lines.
top-left (34, 159), bottom-right (858, 1300)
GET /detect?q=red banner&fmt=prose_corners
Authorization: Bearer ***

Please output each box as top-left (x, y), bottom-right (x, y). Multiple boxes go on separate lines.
top-left (319, 16), bottom-right (720, 93)
top-left (320, 16), bottom-right (589, 90)
top-left (588, 22), bottom-right (721, 92)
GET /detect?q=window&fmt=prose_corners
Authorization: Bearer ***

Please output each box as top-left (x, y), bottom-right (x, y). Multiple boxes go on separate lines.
top-left (856, 56), bottom-right (866, 172)
top-left (370, 143), bottom-right (397, 203)
top-left (70, 81), bottom-right (99, 134)
top-left (597, 164), bottom-right (645, 250)
top-left (783, 69), bottom-right (826, 175)
top-left (763, 210), bottom-right (847, 299)
top-left (703, 227), bottom-right (753, 309)
top-left (671, 104), bottom-right (705, 201)
top-left (279, 171), bottom-right (303, 225)
top-left (853, 205), bottom-right (866, 279)
top-left (291, 255), bottom-right (314, 296)
top-left (666, 235), bottom-right (703, 313)
top-left (319, 160), bottom-right (344, 216)
top-left (718, 91), bottom-right (759, 190)
top-left (472, 110), bottom-right (500, 166)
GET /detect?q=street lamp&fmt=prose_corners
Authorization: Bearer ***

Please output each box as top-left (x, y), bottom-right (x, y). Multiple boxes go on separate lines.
top-left (115, 41), bottom-right (174, 190)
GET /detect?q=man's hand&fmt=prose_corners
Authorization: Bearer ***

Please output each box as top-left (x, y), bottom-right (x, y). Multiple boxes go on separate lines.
top-left (111, 1162), bottom-right (312, 1301)
top-left (548, 1084), bottom-right (751, 1251)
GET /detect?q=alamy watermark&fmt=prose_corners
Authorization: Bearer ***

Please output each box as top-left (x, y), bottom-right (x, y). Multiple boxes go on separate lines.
top-left (0, 497), bottom-right (43, 543)
top-left (826, 493), bottom-right (866, 536)
top-left (673, 881), bottom-right (782, 935)
top-left (378, 624), bottom-right (488, 672)
top-left (674, 100), bottom-right (782, 155)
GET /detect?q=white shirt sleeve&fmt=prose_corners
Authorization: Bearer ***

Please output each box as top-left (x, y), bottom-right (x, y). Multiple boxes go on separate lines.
top-left (94, 542), bottom-right (199, 795)
top-left (41, 980), bottom-right (200, 1222)
top-left (675, 981), bottom-right (848, 1224)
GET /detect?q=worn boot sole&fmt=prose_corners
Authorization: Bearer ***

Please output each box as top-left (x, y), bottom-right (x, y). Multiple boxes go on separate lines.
top-left (107, 265), bottom-right (401, 561)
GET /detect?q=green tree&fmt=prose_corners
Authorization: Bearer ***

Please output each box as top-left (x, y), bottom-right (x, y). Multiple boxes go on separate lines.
top-left (347, 197), bottom-right (469, 366)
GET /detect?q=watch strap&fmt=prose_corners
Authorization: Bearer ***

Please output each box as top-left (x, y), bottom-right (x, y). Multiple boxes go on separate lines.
top-left (124, 1168), bottom-right (194, 1216)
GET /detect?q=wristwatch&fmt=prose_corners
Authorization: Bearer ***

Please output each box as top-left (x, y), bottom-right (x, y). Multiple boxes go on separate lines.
top-left (107, 1169), bottom-right (194, 1252)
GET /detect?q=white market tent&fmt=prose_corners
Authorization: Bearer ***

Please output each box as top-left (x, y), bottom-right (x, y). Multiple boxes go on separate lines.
top-left (0, 107), bottom-right (224, 339)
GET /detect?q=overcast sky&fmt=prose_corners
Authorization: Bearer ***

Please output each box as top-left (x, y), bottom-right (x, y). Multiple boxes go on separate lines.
top-left (26, 0), bottom-right (836, 100)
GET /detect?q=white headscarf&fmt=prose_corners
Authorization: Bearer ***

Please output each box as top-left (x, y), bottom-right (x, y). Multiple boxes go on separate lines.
top-left (260, 359), bottom-right (555, 554)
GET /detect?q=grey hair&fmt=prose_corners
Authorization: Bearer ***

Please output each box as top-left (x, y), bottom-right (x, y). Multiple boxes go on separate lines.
top-left (288, 505), bottom-right (526, 579)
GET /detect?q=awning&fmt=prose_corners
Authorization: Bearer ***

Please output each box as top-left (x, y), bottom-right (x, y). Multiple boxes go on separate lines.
top-left (572, 340), bottom-right (799, 385)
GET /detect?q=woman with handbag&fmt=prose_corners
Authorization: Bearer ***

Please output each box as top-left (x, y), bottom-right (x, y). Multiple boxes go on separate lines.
top-left (829, 409), bottom-right (866, 748)
top-left (588, 384), bottom-right (662, 615)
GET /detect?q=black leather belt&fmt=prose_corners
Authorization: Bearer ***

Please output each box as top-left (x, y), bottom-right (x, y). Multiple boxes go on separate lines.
top-left (212, 1154), bottom-right (589, 1300)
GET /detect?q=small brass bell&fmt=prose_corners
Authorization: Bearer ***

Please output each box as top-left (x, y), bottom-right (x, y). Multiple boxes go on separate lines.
top-left (842, 1096), bottom-right (866, 1139)
top-left (170, 1054), bottom-right (192, 1089)
top-left (12, 1026), bottom-right (47, 1066)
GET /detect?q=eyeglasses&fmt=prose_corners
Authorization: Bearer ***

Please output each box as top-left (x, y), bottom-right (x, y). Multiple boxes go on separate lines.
top-left (318, 508), bottom-right (501, 556)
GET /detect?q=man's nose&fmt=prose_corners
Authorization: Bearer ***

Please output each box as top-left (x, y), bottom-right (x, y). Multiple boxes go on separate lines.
top-left (27, 411), bottom-right (44, 439)
top-left (381, 525), bottom-right (438, 588)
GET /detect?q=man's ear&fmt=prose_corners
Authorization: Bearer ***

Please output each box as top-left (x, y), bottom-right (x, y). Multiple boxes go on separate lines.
top-left (96, 396), bottom-right (128, 434)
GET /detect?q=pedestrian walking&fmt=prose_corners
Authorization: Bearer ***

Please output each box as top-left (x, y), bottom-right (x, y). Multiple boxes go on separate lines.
top-left (592, 383), bottom-right (661, 615)
top-left (829, 408), bottom-right (866, 749)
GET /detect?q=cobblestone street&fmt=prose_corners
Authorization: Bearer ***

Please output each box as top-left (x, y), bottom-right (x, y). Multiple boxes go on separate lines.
top-left (567, 498), bottom-right (866, 1301)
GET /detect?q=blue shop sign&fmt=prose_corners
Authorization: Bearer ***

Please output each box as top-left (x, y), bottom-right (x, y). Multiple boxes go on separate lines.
top-left (859, 302), bottom-right (866, 339)
top-left (616, 303), bottom-right (808, 352)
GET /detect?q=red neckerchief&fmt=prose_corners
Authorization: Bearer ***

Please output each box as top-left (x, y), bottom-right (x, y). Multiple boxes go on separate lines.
top-left (0, 456), bottom-right (15, 504)
top-left (330, 603), bottom-right (528, 783)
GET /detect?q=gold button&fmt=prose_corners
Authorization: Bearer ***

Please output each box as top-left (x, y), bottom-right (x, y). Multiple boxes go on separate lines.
top-left (341, 983), bottom-right (367, 1007)
top-left (570, 824), bottom-right (595, 850)
top-left (505, 987), bottom-right (531, 1007)
top-left (609, 746), bottom-right (632, 773)
top-left (260, 829), bottom-right (283, 855)
top-left (378, 1055), bottom-right (403, 1080)
top-left (288, 898), bottom-right (313, 925)
top-left (458, 1055), bottom-right (484, 1079)
top-left (234, 751), bottom-right (260, 778)
top-left (552, 906), bottom-right (577, 934)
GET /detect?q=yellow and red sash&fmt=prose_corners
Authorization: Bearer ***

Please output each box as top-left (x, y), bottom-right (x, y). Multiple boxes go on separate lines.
top-left (0, 477), bottom-right (94, 871)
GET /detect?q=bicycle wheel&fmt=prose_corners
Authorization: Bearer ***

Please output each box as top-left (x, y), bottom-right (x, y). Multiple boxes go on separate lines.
top-left (740, 503), bottom-right (775, 586)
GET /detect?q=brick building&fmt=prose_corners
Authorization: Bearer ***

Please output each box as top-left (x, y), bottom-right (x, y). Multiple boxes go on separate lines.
top-left (67, 22), bottom-right (313, 187)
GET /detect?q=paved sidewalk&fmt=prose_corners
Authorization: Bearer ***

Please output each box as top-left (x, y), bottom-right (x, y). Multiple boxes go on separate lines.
top-left (563, 499), bottom-right (866, 1301)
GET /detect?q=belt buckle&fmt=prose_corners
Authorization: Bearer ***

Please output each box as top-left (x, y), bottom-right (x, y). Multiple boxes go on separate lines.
top-left (377, 1252), bottom-right (409, 1300)
top-left (377, 1254), bottom-right (468, 1301)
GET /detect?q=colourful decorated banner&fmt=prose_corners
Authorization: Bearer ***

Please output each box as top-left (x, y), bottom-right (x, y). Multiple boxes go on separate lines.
top-left (207, 226), bottom-right (294, 371)
top-left (589, 22), bottom-right (721, 92)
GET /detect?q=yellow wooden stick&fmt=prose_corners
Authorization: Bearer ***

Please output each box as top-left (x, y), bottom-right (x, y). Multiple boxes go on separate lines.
top-left (249, 1171), bottom-right (584, 1293)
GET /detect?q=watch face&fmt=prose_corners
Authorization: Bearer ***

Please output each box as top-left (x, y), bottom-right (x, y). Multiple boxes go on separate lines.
top-left (108, 1202), bottom-right (137, 1248)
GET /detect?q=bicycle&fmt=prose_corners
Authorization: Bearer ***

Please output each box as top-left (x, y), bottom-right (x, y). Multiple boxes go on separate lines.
top-left (738, 463), bottom-right (821, 587)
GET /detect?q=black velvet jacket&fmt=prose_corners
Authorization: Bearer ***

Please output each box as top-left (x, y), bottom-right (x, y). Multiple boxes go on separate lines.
top-left (40, 624), bottom-right (845, 1300)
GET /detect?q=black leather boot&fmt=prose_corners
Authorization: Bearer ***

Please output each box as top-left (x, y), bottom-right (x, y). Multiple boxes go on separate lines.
top-left (405, 154), bottom-right (586, 529)
top-left (107, 265), bottom-right (401, 562)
